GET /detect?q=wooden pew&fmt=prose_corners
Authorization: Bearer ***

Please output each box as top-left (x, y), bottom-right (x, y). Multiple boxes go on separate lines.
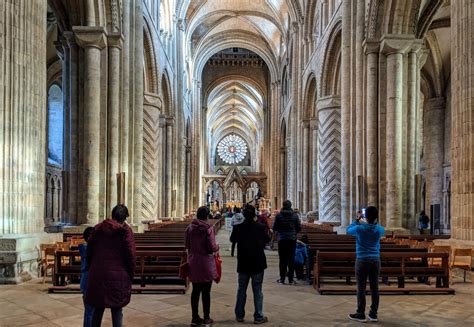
top-left (314, 251), bottom-right (453, 295)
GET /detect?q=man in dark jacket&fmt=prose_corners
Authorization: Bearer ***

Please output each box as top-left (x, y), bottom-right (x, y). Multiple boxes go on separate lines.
top-left (273, 200), bottom-right (301, 285)
top-left (86, 204), bottom-right (136, 327)
top-left (230, 204), bottom-right (270, 324)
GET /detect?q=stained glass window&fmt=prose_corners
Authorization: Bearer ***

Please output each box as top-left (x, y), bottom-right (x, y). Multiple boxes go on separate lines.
top-left (217, 134), bottom-right (247, 165)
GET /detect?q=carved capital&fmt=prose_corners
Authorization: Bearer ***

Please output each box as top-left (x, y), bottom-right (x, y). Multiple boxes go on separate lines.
top-left (108, 32), bottom-right (123, 49)
top-left (363, 39), bottom-right (380, 55)
top-left (316, 95), bottom-right (341, 112)
top-left (73, 26), bottom-right (107, 50)
top-left (310, 118), bottom-right (318, 130)
top-left (166, 116), bottom-right (175, 127)
top-left (426, 96), bottom-right (446, 111)
top-left (159, 114), bottom-right (167, 128)
top-left (302, 119), bottom-right (311, 129)
top-left (379, 34), bottom-right (415, 55)
top-left (177, 18), bottom-right (186, 31)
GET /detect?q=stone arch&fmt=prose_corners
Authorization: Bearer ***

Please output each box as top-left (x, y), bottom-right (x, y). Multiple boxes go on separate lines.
top-left (303, 74), bottom-right (317, 119)
top-left (161, 70), bottom-right (173, 116)
top-left (143, 17), bottom-right (159, 94)
top-left (320, 22), bottom-right (342, 97)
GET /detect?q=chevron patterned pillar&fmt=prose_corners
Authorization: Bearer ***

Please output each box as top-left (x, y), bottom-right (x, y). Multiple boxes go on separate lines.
top-left (317, 96), bottom-right (342, 222)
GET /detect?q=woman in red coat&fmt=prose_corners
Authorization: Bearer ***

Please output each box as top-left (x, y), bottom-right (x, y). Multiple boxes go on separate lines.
top-left (86, 205), bottom-right (136, 327)
top-left (185, 206), bottom-right (219, 326)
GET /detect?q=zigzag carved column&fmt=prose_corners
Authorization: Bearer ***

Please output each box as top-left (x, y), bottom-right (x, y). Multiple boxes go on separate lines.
top-left (142, 94), bottom-right (163, 220)
top-left (317, 96), bottom-right (342, 222)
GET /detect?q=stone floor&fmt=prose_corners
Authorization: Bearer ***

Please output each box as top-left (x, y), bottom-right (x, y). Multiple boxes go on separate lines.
top-left (1, 232), bottom-right (474, 326)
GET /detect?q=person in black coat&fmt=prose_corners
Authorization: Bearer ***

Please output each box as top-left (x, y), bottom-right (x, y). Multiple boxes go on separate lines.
top-left (272, 200), bottom-right (301, 285)
top-left (230, 204), bottom-right (270, 324)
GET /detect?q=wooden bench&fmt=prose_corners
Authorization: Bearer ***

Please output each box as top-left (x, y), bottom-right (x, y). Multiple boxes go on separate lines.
top-left (50, 247), bottom-right (188, 294)
top-left (314, 251), bottom-right (453, 295)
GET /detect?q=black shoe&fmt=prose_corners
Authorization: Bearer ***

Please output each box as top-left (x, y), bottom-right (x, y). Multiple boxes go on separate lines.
top-left (368, 312), bottom-right (378, 322)
top-left (348, 313), bottom-right (367, 323)
top-left (191, 317), bottom-right (204, 326)
top-left (277, 279), bottom-right (285, 284)
top-left (288, 280), bottom-right (296, 285)
top-left (254, 317), bottom-right (268, 324)
top-left (236, 317), bottom-right (245, 323)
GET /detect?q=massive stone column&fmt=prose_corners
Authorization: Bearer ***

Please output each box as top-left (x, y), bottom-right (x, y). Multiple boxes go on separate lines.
top-left (302, 120), bottom-right (310, 212)
top-left (317, 96), bottom-right (341, 222)
top-left (451, 0), bottom-right (474, 241)
top-left (73, 27), bottom-right (107, 225)
top-left (424, 97), bottom-right (445, 224)
top-left (0, 0), bottom-right (47, 233)
top-left (340, 0), bottom-right (351, 227)
top-left (365, 40), bottom-right (379, 206)
top-left (165, 117), bottom-right (174, 216)
top-left (311, 118), bottom-right (319, 211)
top-left (107, 33), bottom-right (123, 213)
top-left (63, 31), bottom-right (79, 224)
top-left (381, 36), bottom-right (412, 230)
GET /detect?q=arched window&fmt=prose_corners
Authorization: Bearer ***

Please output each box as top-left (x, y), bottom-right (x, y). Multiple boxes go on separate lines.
top-left (47, 84), bottom-right (64, 167)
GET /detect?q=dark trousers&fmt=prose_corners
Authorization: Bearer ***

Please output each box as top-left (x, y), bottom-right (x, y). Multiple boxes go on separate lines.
top-left (235, 271), bottom-right (265, 321)
top-left (355, 258), bottom-right (381, 315)
top-left (278, 239), bottom-right (296, 282)
top-left (294, 264), bottom-right (305, 280)
top-left (191, 281), bottom-right (212, 320)
top-left (91, 307), bottom-right (122, 327)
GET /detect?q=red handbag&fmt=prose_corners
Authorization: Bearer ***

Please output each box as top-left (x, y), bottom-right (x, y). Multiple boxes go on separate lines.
top-left (214, 252), bottom-right (222, 283)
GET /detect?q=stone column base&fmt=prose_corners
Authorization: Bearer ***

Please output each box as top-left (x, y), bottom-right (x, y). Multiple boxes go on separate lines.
top-left (0, 233), bottom-right (62, 284)
top-left (433, 239), bottom-right (474, 248)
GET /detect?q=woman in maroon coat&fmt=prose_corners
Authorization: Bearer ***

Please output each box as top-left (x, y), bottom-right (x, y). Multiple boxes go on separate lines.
top-left (185, 206), bottom-right (219, 326)
top-left (86, 205), bottom-right (136, 327)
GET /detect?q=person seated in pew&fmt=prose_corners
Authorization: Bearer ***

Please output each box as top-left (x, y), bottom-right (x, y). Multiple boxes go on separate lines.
top-left (86, 205), bottom-right (136, 327)
top-left (347, 206), bottom-right (384, 323)
top-left (294, 234), bottom-right (308, 280)
top-left (185, 206), bottom-right (219, 326)
top-left (79, 227), bottom-right (94, 327)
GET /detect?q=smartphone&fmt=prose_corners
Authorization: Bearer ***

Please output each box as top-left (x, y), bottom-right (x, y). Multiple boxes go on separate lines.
top-left (361, 208), bottom-right (367, 218)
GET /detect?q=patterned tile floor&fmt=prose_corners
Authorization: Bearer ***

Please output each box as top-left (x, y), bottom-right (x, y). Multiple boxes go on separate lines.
top-left (1, 231), bottom-right (473, 327)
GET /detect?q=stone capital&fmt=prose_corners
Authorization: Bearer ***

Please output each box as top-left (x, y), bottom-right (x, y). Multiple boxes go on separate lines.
top-left (108, 32), bottom-right (123, 49)
top-left (166, 116), bottom-right (175, 127)
top-left (379, 34), bottom-right (415, 55)
top-left (73, 26), bottom-right (107, 50)
top-left (292, 21), bottom-right (299, 34)
top-left (316, 95), bottom-right (341, 112)
top-left (301, 119), bottom-right (311, 129)
top-left (177, 18), bottom-right (186, 31)
top-left (159, 114), bottom-right (167, 128)
top-left (363, 39), bottom-right (380, 55)
top-left (310, 118), bottom-right (318, 130)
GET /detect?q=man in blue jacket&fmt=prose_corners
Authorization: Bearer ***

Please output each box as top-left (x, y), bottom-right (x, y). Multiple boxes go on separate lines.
top-left (347, 206), bottom-right (384, 323)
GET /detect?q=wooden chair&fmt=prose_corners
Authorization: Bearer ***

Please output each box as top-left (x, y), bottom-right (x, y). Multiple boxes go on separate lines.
top-left (450, 248), bottom-right (473, 283)
top-left (42, 247), bottom-right (57, 283)
top-left (430, 245), bottom-right (451, 267)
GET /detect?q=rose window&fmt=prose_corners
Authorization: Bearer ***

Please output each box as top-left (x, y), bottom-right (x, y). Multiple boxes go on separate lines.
top-left (217, 134), bottom-right (247, 165)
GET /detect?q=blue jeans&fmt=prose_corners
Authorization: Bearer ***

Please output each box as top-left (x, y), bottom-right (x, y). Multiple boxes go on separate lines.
top-left (91, 307), bottom-right (123, 327)
top-left (235, 271), bottom-right (265, 321)
top-left (82, 295), bottom-right (94, 327)
top-left (355, 258), bottom-right (381, 315)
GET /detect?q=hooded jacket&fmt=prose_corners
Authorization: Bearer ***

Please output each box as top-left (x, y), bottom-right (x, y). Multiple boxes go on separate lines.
top-left (347, 221), bottom-right (385, 259)
top-left (185, 219), bottom-right (219, 283)
top-left (294, 240), bottom-right (308, 265)
top-left (85, 219), bottom-right (136, 308)
top-left (273, 208), bottom-right (301, 241)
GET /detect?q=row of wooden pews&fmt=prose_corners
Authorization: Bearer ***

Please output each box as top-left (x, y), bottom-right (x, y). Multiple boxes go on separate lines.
top-left (299, 224), bottom-right (454, 295)
top-left (49, 217), bottom-right (224, 294)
